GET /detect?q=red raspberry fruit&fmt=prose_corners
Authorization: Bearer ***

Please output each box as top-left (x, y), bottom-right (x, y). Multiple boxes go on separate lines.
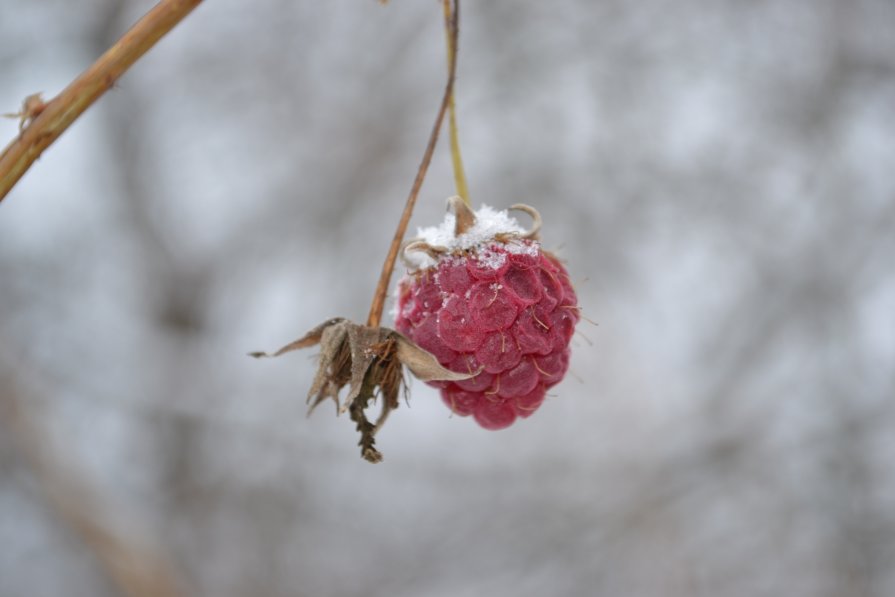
top-left (395, 200), bottom-right (579, 430)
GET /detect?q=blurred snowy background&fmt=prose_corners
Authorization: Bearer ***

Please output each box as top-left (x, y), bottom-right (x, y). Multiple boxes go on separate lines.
top-left (2, 0), bottom-right (895, 596)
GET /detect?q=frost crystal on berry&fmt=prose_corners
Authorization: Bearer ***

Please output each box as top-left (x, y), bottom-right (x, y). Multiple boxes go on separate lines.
top-left (396, 198), bottom-right (579, 430)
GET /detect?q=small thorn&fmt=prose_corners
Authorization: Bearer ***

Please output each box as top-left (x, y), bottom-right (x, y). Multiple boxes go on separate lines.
top-left (4, 93), bottom-right (46, 131)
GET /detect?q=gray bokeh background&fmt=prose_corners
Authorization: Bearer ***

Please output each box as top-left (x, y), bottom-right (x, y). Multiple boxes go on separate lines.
top-left (2, 1), bottom-right (895, 596)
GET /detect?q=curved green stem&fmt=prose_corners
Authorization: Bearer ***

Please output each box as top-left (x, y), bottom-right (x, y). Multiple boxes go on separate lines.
top-left (443, 0), bottom-right (470, 207)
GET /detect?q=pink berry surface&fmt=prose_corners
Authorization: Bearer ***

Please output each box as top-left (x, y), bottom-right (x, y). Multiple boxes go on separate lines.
top-left (396, 240), bottom-right (578, 430)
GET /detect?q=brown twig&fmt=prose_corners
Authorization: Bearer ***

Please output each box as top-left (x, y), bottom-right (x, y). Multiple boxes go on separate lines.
top-left (0, 0), bottom-right (204, 203)
top-left (367, 0), bottom-right (461, 327)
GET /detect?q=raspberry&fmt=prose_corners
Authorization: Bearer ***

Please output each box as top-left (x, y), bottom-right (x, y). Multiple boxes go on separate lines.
top-left (395, 200), bottom-right (579, 430)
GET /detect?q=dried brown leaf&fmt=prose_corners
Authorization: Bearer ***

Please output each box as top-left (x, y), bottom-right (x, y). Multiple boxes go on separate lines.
top-left (394, 333), bottom-right (479, 382)
top-left (248, 317), bottom-right (345, 358)
top-left (345, 324), bottom-right (383, 406)
top-left (251, 317), bottom-right (474, 462)
top-left (307, 321), bottom-right (350, 413)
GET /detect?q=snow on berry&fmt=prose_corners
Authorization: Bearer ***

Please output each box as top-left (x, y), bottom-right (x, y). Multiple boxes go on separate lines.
top-left (395, 198), bottom-right (579, 430)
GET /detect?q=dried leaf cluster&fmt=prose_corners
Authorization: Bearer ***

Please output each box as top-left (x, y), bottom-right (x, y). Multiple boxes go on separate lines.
top-left (251, 318), bottom-right (474, 462)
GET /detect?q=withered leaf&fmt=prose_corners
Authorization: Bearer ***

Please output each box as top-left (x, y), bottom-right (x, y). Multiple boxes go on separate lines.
top-left (250, 317), bottom-right (477, 463)
top-left (393, 333), bottom-right (480, 382)
top-left (248, 317), bottom-right (345, 358)
top-left (345, 324), bottom-right (382, 406)
top-left (306, 321), bottom-right (350, 413)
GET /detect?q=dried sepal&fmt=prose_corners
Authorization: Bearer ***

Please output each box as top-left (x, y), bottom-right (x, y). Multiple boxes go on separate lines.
top-left (250, 317), bottom-right (477, 462)
top-left (306, 322), bottom-right (352, 414)
top-left (394, 333), bottom-right (477, 382)
top-left (509, 203), bottom-right (542, 240)
top-left (248, 317), bottom-right (344, 359)
top-left (403, 240), bottom-right (448, 261)
top-left (448, 195), bottom-right (476, 235)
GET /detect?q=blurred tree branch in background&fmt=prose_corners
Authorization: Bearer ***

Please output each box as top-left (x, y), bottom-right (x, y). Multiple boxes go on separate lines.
top-left (0, 372), bottom-right (185, 597)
